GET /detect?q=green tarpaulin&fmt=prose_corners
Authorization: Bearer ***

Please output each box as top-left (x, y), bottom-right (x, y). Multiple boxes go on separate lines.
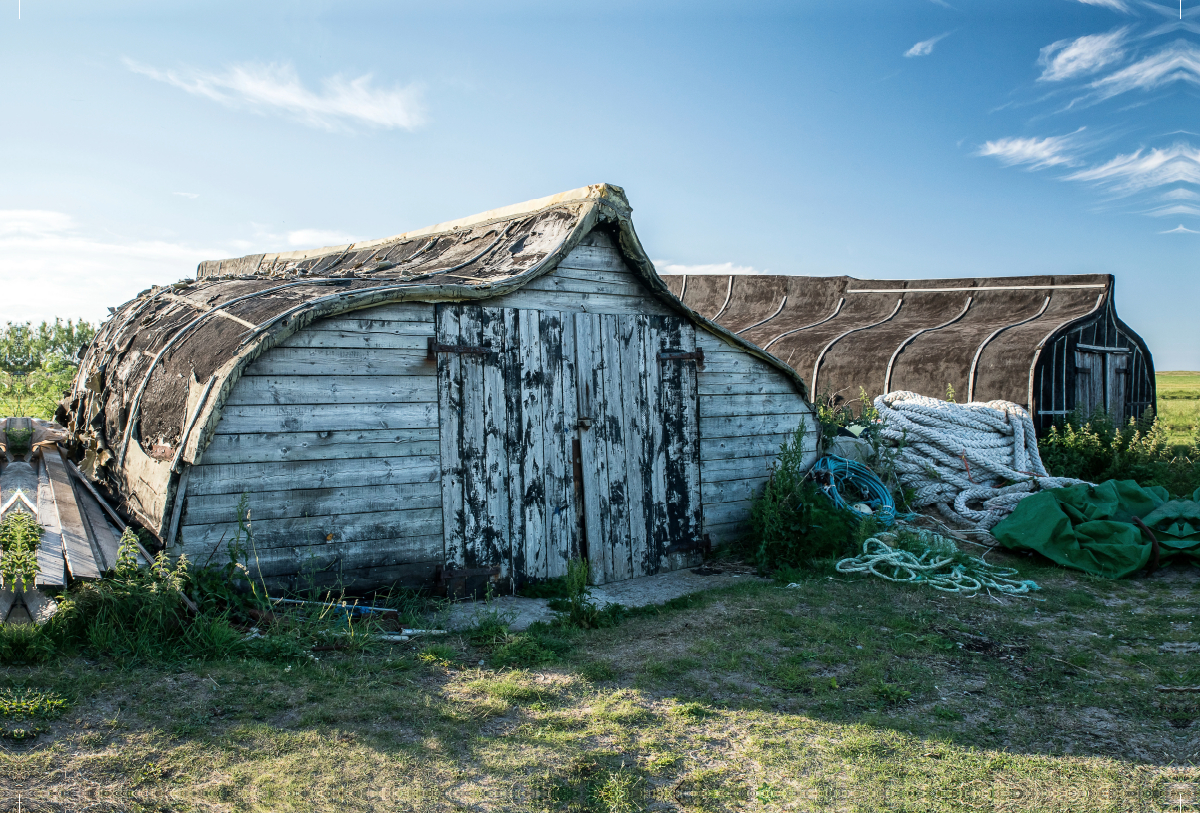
top-left (992, 480), bottom-right (1200, 579)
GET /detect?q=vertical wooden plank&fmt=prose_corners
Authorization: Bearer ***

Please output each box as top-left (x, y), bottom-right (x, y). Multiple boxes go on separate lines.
top-left (675, 321), bottom-right (703, 570)
top-left (574, 312), bottom-right (606, 584)
top-left (600, 314), bottom-right (632, 583)
top-left (504, 309), bottom-right (524, 584)
top-left (560, 314), bottom-right (580, 573)
top-left (459, 306), bottom-right (487, 569)
top-left (644, 316), bottom-right (670, 574)
top-left (35, 460), bottom-right (65, 587)
top-left (540, 311), bottom-right (568, 580)
top-left (481, 306), bottom-right (511, 579)
top-left (437, 304), bottom-right (466, 570)
top-left (518, 309), bottom-right (547, 582)
top-left (619, 314), bottom-right (652, 578)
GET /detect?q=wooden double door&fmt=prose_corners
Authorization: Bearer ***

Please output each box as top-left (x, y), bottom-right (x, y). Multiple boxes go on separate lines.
top-left (1075, 347), bottom-right (1130, 425)
top-left (434, 304), bottom-right (702, 586)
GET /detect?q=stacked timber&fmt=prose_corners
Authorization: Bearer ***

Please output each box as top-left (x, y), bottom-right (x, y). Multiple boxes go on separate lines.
top-left (0, 417), bottom-right (131, 624)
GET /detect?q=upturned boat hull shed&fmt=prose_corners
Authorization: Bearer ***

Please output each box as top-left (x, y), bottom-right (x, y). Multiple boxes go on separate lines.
top-left (664, 274), bottom-right (1154, 430)
top-left (61, 185), bottom-right (816, 591)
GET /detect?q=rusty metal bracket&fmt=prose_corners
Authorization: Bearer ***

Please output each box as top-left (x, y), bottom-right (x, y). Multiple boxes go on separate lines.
top-left (427, 337), bottom-right (493, 361)
top-left (658, 348), bottom-right (705, 365)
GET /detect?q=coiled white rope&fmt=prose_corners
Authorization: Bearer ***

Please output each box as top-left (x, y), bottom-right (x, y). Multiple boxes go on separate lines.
top-left (834, 531), bottom-right (1040, 595)
top-left (873, 391), bottom-right (1085, 529)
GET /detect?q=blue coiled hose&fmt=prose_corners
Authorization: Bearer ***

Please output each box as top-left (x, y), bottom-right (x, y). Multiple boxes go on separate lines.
top-left (811, 455), bottom-right (912, 528)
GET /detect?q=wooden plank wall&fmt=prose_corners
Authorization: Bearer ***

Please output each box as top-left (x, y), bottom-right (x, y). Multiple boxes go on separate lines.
top-left (695, 331), bottom-right (815, 547)
top-left (181, 302), bottom-right (443, 587)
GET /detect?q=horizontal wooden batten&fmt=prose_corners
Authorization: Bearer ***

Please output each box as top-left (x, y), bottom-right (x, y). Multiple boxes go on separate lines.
top-left (700, 433), bottom-right (794, 461)
top-left (182, 512), bottom-right (444, 553)
top-left (214, 402), bottom-right (438, 434)
top-left (485, 288), bottom-right (673, 316)
top-left (188, 455), bottom-right (440, 497)
top-left (699, 393), bottom-right (805, 418)
top-left (202, 429), bottom-right (439, 465)
top-left (701, 498), bottom-right (755, 526)
top-left (280, 332), bottom-right (432, 350)
top-left (226, 375), bottom-right (437, 406)
top-left (334, 302), bottom-right (435, 322)
top-left (245, 348), bottom-right (435, 377)
top-left (700, 455), bottom-right (777, 481)
top-left (700, 413), bottom-right (807, 439)
top-left (522, 274), bottom-right (649, 299)
top-left (702, 477), bottom-right (768, 505)
top-left (183, 481), bottom-right (442, 525)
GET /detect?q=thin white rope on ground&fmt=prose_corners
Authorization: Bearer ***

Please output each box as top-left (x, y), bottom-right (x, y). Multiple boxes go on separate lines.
top-left (873, 391), bottom-right (1085, 529)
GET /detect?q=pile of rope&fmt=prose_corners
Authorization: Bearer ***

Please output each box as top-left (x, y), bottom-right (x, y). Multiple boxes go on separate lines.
top-left (873, 391), bottom-right (1084, 529)
top-left (835, 529), bottom-right (1040, 595)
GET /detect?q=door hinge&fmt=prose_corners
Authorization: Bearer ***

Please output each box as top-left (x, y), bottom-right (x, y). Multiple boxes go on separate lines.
top-left (427, 337), bottom-right (492, 360)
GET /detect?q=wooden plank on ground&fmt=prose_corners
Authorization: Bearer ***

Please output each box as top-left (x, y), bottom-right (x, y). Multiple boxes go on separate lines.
top-left (43, 449), bottom-right (100, 580)
top-left (75, 481), bottom-right (121, 573)
top-left (35, 460), bottom-right (64, 587)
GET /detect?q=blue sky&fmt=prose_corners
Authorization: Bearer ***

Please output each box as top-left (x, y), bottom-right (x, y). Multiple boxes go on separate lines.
top-left (2, 0), bottom-right (1196, 367)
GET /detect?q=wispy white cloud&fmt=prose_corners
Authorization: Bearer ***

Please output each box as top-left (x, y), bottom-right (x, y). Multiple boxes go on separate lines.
top-left (172, 192), bottom-right (199, 199)
top-left (286, 228), bottom-right (362, 248)
top-left (1074, 0), bottom-right (1133, 12)
top-left (1065, 142), bottom-right (1200, 193)
top-left (1160, 224), bottom-right (1200, 233)
top-left (654, 260), bottom-right (765, 276)
top-left (0, 210), bottom-right (218, 326)
top-left (1038, 29), bottom-right (1127, 81)
top-left (1143, 203), bottom-right (1200, 216)
top-left (1162, 187), bottom-right (1200, 199)
top-left (124, 58), bottom-right (425, 131)
top-left (1085, 40), bottom-right (1200, 102)
top-left (905, 32), bottom-right (952, 58)
top-left (976, 128), bottom-right (1087, 169)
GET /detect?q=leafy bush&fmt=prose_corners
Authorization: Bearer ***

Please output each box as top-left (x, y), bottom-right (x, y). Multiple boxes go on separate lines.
top-left (0, 512), bottom-right (41, 589)
top-left (815, 387), bottom-right (882, 449)
top-left (1040, 409), bottom-right (1200, 497)
top-left (0, 320), bottom-right (95, 419)
top-left (746, 426), bottom-right (857, 571)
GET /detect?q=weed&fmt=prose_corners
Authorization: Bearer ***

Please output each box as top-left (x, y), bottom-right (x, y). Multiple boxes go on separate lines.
top-left (550, 559), bottom-right (625, 629)
top-left (419, 643), bottom-right (458, 666)
top-left (594, 763), bottom-right (644, 813)
top-left (0, 511), bottom-right (40, 588)
top-left (872, 682), bottom-right (912, 706)
top-left (579, 660), bottom-right (618, 682)
top-left (671, 701), bottom-right (712, 720)
top-left (0, 687), bottom-right (69, 741)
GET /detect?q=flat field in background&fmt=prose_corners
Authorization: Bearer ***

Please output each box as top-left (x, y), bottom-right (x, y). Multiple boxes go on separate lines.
top-left (1157, 371), bottom-right (1200, 445)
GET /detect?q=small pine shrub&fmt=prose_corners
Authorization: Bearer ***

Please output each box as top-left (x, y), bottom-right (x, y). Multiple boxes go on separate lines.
top-left (747, 426), bottom-right (857, 572)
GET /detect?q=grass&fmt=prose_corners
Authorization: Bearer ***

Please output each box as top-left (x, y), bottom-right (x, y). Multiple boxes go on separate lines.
top-left (0, 554), bottom-right (1192, 811)
top-left (1157, 371), bottom-right (1200, 446)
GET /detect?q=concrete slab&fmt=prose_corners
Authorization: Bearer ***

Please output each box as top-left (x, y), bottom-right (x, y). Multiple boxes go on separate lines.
top-left (445, 566), bottom-right (764, 632)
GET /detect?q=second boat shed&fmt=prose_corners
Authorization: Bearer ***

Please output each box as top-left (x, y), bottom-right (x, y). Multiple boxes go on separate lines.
top-left (62, 185), bottom-right (816, 592)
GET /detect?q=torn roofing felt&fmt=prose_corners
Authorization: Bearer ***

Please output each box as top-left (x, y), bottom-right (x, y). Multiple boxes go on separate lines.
top-left (60, 184), bottom-right (809, 540)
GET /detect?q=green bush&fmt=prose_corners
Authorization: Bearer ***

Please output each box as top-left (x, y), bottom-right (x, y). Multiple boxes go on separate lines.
top-left (747, 426), bottom-right (857, 571)
top-left (1040, 409), bottom-right (1200, 497)
top-left (0, 319), bottom-right (95, 419)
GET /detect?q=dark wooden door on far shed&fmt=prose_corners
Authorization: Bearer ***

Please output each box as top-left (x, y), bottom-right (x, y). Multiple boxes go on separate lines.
top-left (434, 304), bottom-right (702, 589)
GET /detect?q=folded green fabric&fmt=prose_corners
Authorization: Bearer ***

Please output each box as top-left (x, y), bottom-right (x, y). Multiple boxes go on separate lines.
top-left (992, 480), bottom-right (1200, 579)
